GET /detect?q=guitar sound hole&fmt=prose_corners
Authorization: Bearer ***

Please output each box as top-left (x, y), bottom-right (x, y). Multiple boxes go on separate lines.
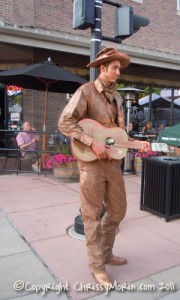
top-left (105, 137), bottom-right (115, 146)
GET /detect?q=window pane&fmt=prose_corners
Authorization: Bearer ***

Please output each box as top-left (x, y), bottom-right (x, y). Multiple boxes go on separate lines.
top-left (178, 0), bottom-right (180, 10)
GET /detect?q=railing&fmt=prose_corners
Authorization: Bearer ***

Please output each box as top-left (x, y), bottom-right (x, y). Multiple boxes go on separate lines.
top-left (0, 147), bottom-right (52, 175)
top-left (0, 129), bottom-right (70, 175)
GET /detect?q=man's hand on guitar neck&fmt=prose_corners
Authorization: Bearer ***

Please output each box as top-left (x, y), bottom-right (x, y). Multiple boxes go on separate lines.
top-left (137, 140), bottom-right (151, 153)
top-left (91, 140), bottom-right (112, 160)
top-left (91, 139), bottom-right (151, 160)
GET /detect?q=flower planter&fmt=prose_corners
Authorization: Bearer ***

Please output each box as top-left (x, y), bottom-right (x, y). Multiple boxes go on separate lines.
top-left (53, 161), bottom-right (79, 182)
top-left (134, 156), bottom-right (142, 176)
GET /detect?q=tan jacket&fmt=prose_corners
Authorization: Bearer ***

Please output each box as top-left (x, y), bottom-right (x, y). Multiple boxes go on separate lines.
top-left (58, 77), bottom-right (125, 146)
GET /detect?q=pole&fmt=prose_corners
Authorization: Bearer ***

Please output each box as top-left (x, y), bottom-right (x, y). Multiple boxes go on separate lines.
top-left (170, 88), bottom-right (174, 126)
top-left (123, 99), bottom-right (133, 174)
top-left (126, 100), bottom-right (132, 133)
top-left (149, 92), bottom-right (152, 121)
top-left (42, 84), bottom-right (48, 168)
top-left (73, 0), bottom-right (103, 235)
top-left (90, 0), bottom-right (102, 81)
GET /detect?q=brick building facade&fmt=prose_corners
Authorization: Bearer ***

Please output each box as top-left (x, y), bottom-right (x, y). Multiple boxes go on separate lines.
top-left (0, 0), bottom-right (180, 133)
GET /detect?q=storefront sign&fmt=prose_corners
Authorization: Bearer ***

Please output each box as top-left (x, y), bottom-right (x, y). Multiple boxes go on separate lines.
top-left (10, 112), bottom-right (20, 121)
top-left (7, 85), bottom-right (22, 96)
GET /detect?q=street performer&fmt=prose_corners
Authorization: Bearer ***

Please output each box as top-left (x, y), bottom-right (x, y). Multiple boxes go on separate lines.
top-left (58, 47), bottom-right (150, 288)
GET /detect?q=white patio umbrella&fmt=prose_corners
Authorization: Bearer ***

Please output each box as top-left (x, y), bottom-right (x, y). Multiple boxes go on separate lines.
top-left (138, 93), bottom-right (171, 105)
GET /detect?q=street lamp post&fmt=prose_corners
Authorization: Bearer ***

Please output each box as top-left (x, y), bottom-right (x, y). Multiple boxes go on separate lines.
top-left (90, 0), bottom-right (102, 81)
top-left (117, 87), bottom-right (144, 174)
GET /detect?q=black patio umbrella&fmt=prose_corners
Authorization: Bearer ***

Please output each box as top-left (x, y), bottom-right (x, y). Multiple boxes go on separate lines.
top-left (0, 58), bottom-right (87, 166)
top-left (0, 57), bottom-right (86, 92)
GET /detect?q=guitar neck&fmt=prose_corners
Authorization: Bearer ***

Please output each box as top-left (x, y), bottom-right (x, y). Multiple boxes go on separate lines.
top-left (115, 141), bottom-right (141, 150)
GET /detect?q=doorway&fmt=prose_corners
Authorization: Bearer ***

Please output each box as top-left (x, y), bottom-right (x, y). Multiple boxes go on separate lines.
top-left (0, 88), bottom-right (5, 148)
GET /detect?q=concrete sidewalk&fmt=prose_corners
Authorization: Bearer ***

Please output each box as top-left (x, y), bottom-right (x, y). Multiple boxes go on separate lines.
top-left (0, 173), bottom-right (180, 300)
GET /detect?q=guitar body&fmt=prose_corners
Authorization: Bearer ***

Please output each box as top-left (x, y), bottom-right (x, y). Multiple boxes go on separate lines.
top-left (71, 119), bottom-right (129, 162)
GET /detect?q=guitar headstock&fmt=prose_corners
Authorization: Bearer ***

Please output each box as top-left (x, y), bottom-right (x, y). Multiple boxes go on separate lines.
top-left (151, 143), bottom-right (169, 153)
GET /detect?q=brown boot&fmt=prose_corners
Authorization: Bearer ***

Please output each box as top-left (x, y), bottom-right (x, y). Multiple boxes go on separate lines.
top-left (106, 254), bottom-right (127, 265)
top-left (92, 270), bottom-right (113, 289)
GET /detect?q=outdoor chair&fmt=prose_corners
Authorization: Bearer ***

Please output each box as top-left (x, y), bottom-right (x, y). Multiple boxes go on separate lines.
top-left (3, 136), bottom-right (40, 175)
top-left (0, 139), bottom-right (7, 170)
top-left (3, 136), bottom-right (19, 171)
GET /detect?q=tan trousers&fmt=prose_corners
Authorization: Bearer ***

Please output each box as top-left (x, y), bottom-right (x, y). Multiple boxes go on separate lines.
top-left (78, 159), bottom-right (127, 273)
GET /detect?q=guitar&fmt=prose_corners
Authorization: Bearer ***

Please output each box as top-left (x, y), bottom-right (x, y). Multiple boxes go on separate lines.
top-left (71, 119), bottom-right (143, 162)
top-left (71, 119), bottom-right (170, 162)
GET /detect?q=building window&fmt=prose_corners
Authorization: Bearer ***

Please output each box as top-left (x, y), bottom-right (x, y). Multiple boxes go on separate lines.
top-left (178, 0), bottom-right (180, 10)
top-left (132, 0), bottom-right (143, 3)
top-left (7, 86), bottom-right (23, 130)
top-left (177, 0), bottom-right (180, 15)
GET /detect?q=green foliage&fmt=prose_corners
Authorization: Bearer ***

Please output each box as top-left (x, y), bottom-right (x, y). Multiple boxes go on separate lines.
top-left (141, 86), bottom-right (161, 98)
top-left (116, 83), bottom-right (126, 89)
top-left (54, 143), bottom-right (72, 155)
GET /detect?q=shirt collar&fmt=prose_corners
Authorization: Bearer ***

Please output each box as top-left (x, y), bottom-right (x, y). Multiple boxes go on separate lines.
top-left (94, 77), bottom-right (104, 93)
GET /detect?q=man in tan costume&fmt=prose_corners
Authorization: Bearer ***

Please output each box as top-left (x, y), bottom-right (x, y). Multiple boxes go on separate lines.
top-left (59, 47), bottom-right (149, 288)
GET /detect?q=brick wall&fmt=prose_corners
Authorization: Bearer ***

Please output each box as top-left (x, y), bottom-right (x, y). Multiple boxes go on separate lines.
top-left (0, 0), bottom-right (34, 26)
top-left (0, 0), bottom-right (12, 24)
top-left (22, 89), bottom-right (66, 133)
top-left (32, 48), bottom-right (89, 70)
top-left (121, 0), bottom-right (180, 55)
top-left (12, 0), bottom-right (34, 26)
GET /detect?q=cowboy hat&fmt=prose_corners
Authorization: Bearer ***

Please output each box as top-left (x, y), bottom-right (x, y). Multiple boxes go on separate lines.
top-left (87, 47), bottom-right (130, 68)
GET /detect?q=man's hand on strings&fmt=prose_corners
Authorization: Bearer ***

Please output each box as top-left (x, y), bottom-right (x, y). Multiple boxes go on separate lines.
top-left (91, 140), bottom-right (112, 160)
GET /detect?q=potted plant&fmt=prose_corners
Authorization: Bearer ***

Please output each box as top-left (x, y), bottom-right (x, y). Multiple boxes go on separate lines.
top-left (45, 144), bottom-right (79, 182)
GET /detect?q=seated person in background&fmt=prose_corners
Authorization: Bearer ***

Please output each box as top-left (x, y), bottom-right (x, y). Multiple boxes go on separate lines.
top-left (132, 120), bottom-right (139, 132)
top-left (157, 123), bottom-right (165, 132)
top-left (16, 121), bottom-right (40, 172)
top-left (126, 121), bottom-right (138, 138)
top-left (126, 122), bottom-right (133, 133)
top-left (142, 121), bottom-right (154, 134)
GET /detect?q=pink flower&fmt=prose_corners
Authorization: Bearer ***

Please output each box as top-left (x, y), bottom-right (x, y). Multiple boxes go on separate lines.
top-left (45, 153), bottom-right (77, 170)
top-left (134, 150), bottom-right (158, 158)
